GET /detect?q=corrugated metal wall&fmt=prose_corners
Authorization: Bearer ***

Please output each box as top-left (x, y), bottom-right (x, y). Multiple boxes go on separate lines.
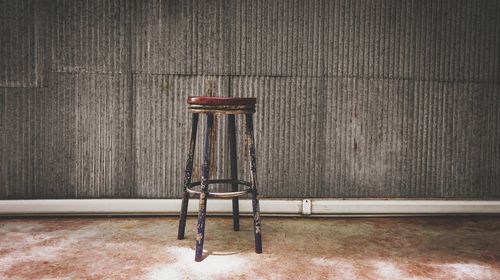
top-left (1, 0), bottom-right (499, 199)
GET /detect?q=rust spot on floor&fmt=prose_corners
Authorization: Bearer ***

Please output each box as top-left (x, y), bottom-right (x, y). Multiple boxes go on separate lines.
top-left (0, 217), bottom-right (499, 279)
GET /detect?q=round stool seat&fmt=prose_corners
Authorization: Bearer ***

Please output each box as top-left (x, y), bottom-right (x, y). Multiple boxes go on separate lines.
top-left (188, 96), bottom-right (257, 106)
top-left (187, 96), bottom-right (256, 114)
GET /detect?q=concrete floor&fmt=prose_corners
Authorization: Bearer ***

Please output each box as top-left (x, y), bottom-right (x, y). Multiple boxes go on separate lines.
top-left (0, 216), bottom-right (499, 280)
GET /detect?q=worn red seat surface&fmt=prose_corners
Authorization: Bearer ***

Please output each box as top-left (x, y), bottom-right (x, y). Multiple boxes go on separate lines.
top-left (187, 96), bottom-right (257, 106)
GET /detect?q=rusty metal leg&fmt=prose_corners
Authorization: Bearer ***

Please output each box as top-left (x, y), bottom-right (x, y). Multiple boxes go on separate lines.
top-left (178, 114), bottom-right (199, 240)
top-left (245, 114), bottom-right (262, 254)
top-left (195, 114), bottom-right (214, 262)
top-left (228, 114), bottom-right (240, 231)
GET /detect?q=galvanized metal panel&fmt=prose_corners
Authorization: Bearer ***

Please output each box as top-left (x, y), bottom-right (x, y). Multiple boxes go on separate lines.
top-left (228, 0), bottom-right (324, 76)
top-left (131, 0), bottom-right (194, 74)
top-left (1, 73), bottom-right (133, 199)
top-left (194, 0), bottom-right (232, 75)
top-left (128, 0), bottom-right (500, 79)
top-left (34, 77), bottom-right (76, 198)
top-left (131, 0), bottom-right (232, 75)
top-left (324, 79), bottom-right (500, 198)
top-left (413, 0), bottom-right (500, 83)
top-left (34, 73), bottom-right (132, 198)
top-left (45, 0), bottom-right (130, 74)
top-left (1, 83), bottom-right (78, 199)
top-left (70, 73), bottom-right (133, 198)
top-left (0, 0), bottom-right (37, 87)
top-left (134, 74), bottom-right (230, 198)
top-left (230, 76), bottom-right (325, 198)
top-left (324, 78), bottom-right (413, 198)
top-left (130, 0), bottom-right (325, 76)
top-left (0, 88), bottom-right (37, 198)
top-left (323, 0), bottom-right (414, 78)
top-left (413, 82), bottom-right (500, 198)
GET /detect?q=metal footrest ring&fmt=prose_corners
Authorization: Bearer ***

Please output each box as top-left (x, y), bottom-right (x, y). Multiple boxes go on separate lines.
top-left (187, 179), bottom-right (253, 198)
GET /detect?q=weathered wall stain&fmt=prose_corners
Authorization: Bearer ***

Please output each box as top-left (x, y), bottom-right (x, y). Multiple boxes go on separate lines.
top-left (0, 0), bottom-right (499, 199)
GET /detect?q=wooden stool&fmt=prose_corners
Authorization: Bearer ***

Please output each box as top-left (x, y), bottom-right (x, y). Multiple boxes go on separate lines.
top-left (177, 96), bottom-right (263, 262)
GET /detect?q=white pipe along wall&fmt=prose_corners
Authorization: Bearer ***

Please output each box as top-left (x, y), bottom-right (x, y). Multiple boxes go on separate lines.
top-left (1, 199), bottom-right (500, 216)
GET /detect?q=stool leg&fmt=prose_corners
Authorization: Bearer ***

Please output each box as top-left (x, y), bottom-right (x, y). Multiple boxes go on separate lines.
top-left (245, 114), bottom-right (262, 254)
top-left (178, 114), bottom-right (199, 240)
top-left (228, 114), bottom-right (240, 231)
top-left (195, 113), bottom-right (214, 262)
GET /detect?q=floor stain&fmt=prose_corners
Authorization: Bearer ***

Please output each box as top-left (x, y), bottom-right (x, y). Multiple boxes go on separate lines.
top-left (0, 216), bottom-right (499, 279)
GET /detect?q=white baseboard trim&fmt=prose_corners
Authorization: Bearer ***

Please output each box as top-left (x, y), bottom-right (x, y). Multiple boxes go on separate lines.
top-left (0, 199), bottom-right (499, 216)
